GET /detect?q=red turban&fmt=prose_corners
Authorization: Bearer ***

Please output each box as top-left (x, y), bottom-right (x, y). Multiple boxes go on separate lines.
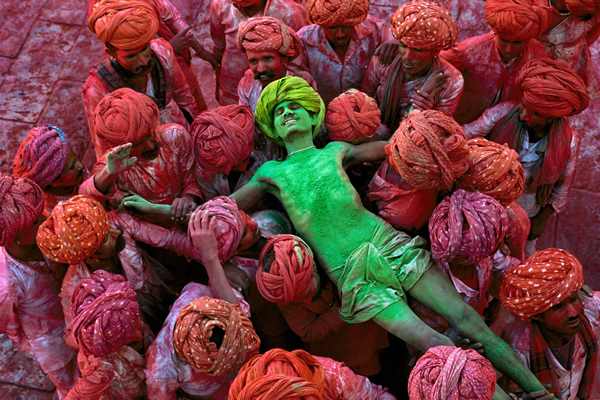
top-left (455, 138), bottom-right (525, 206)
top-left (566, 0), bottom-right (600, 17)
top-left (307, 0), bottom-right (369, 27)
top-left (71, 270), bottom-right (140, 358)
top-left (36, 195), bottom-right (110, 264)
top-left (256, 235), bottom-right (315, 306)
top-left (191, 105), bottom-right (255, 175)
top-left (408, 346), bottom-right (496, 400)
top-left (232, 0), bottom-right (262, 8)
top-left (88, 0), bottom-right (159, 49)
top-left (237, 17), bottom-right (302, 61)
top-left (94, 88), bottom-right (159, 153)
top-left (430, 189), bottom-right (508, 265)
top-left (233, 374), bottom-right (322, 400)
top-left (390, 1), bottom-right (457, 50)
top-left (0, 175), bottom-right (44, 246)
top-left (516, 58), bottom-right (590, 118)
top-left (325, 89), bottom-right (381, 144)
top-left (386, 109), bottom-right (468, 190)
top-left (13, 125), bottom-right (70, 188)
top-left (485, 0), bottom-right (550, 42)
top-left (173, 296), bottom-right (260, 375)
top-left (191, 197), bottom-right (246, 263)
top-left (500, 248), bottom-right (584, 319)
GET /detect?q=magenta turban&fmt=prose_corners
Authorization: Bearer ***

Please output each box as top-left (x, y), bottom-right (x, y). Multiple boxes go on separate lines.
top-left (0, 175), bottom-right (44, 246)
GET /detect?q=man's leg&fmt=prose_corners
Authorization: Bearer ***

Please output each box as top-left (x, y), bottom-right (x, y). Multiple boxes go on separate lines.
top-left (407, 266), bottom-right (546, 394)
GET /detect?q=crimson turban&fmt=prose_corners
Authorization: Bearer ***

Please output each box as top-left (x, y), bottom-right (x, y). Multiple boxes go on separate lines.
top-left (455, 138), bottom-right (525, 206)
top-left (500, 248), bottom-right (584, 319)
top-left (94, 88), bottom-right (159, 153)
top-left (307, 0), bottom-right (369, 27)
top-left (0, 175), bottom-right (44, 246)
top-left (232, 0), bottom-right (262, 8)
top-left (237, 17), bottom-right (302, 62)
top-left (386, 109), bottom-right (468, 190)
top-left (71, 270), bottom-right (140, 358)
top-left (430, 189), bottom-right (508, 265)
top-left (36, 195), bottom-right (110, 264)
top-left (325, 89), bottom-right (381, 144)
top-left (173, 296), bottom-right (260, 375)
top-left (257, 235), bottom-right (316, 306)
top-left (485, 0), bottom-right (550, 42)
top-left (566, 0), bottom-right (600, 17)
top-left (408, 346), bottom-right (496, 400)
top-left (88, 0), bottom-right (159, 49)
top-left (390, 1), bottom-right (457, 50)
top-left (13, 125), bottom-right (70, 188)
top-left (191, 105), bottom-right (255, 175)
top-left (516, 58), bottom-right (590, 118)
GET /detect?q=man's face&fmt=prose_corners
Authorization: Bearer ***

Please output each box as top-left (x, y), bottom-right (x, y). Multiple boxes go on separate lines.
top-left (130, 134), bottom-right (161, 161)
top-left (246, 50), bottom-right (287, 87)
top-left (323, 25), bottom-right (355, 48)
top-left (50, 149), bottom-right (85, 189)
top-left (273, 101), bottom-right (316, 141)
top-left (495, 37), bottom-right (526, 61)
top-left (111, 43), bottom-right (154, 76)
top-left (533, 291), bottom-right (583, 336)
top-left (86, 227), bottom-right (127, 273)
top-left (519, 100), bottom-right (556, 130)
top-left (398, 41), bottom-right (438, 77)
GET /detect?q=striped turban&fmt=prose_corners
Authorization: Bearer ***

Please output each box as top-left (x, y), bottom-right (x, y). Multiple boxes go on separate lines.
top-left (237, 17), bottom-right (302, 62)
top-left (13, 125), bottom-right (70, 188)
top-left (386, 109), bottom-right (468, 190)
top-left (0, 175), bottom-right (44, 246)
top-left (326, 89), bottom-right (381, 144)
top-left (307, 0), bottom-right (369, 27)
top-left (173, 296), bottom-right (260, 375)
top-left (485, 0), bottom-right (550, 42)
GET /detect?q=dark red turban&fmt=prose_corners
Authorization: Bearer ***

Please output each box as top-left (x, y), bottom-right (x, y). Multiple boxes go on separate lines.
top-left (325, 89), bottom-right (381, 144)
top-left (0, 175), bottom-right (44, 246)
top-left (237, 17), bottom-right (302, 62)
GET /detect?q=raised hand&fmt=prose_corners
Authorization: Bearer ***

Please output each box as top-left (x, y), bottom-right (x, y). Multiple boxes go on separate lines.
top-left (375, 39), bottom-right (400, 65)
top-left (106, 143), bottom-right (137, 175)
top-left (170, 195), bottom-right (198, 222)
top-left (189, 210), bottom-right (220, 265)
top-left (169, 26), bottom-right (194, 54)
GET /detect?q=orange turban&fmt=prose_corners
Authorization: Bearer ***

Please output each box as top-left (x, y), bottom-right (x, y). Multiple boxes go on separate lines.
top-left (485, 0), bottom-right (550, 42)
top-left (0, 175), bottom-right (44, 247)
top-left (256, 235), bottom-right (316, 306)
top-left (36, 195), bottom-right (110, 264)
top-left (173, 296), bottom-right (260, 375)
top-left (325, 89), bottom-right (381, 144)
top-left (191, 105), bottom-right (255, 175)
top-left (307, 0), bottom-right (369, 27)
top-left (500, 249), bottom-right (584, 319)
top-left (390, 0), bottom-right (457, 50)
top-left (94, 88), bottom-right (159, 153)
top-left (71, 270), bottom-right (140, 358)
top-left (516, 58), bottom-right (590, 118)
top-left (88, 0), bottom-right (159, 49)
top-left (386, 109), bottom-right (468, 190)
top-left (566, 0), bottom-right (600, 17)
top-left (237, 17), bottom-right (302, 62)
top-left (456, 138), bottom-right (525, 206)
top-left (232, 374), bottom-right (322, 400)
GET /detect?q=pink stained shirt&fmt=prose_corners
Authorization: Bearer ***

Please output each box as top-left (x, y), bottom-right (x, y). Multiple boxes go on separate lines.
top-left (145, 282), bottom-right (249, 400)
top-left (209, 0), bottom-right (308, 105)
top-left (83, 38), bottom-right (198, 159)
top-left (440, 31), bottom-right (548, 124)
top-left (289, 15), bottom-right (394, 106)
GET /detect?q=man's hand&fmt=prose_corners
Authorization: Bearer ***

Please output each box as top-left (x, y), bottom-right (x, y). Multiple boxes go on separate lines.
top-left (170, 26), bottom-right (194, 54)
top-left (189, 210), bottom-right (220, 264)
top-left (195, 47), bottom-right (221, 70)
top-left (528, 207), bottom-right (553, 240)
top-left (119, 195), bottom-right (156, 214)
top-left (106, 143), bottom-right (137, 175)
top-left (374, 39), bottom-right (399, 65)
top-left (410, 70), bottom-right (448, 111)
top-left (170, 195), bottom-right (198, 222)
top-left (223, 263), bottom-right (251, 295)
top-left (580, 284), bottom-right (594, 297)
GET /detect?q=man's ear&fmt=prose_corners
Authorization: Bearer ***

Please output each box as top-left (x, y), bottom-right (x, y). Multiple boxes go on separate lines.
top-left (105, 43), bottom-right (116, 57)
top-left (309, 111), bottom-right (319, 126)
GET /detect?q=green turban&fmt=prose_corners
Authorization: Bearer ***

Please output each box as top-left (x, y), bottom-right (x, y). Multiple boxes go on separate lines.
top-left (254, 76), bottom-right (325, 146)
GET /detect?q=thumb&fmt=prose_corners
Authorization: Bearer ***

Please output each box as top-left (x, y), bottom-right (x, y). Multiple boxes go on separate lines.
top-left (128, 156), bottom-right (138, 166)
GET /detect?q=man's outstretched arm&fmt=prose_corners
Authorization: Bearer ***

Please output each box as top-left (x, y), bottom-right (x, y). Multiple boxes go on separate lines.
top-left (343, 141), bottom-right (388, 169)
top-left (230, 175), bottom-right (269, 212)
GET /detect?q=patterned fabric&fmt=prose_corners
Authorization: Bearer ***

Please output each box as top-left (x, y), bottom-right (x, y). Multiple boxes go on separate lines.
top-left (237, 17), bottom-right (302, 61)
top-left (0, 175), bottom-right (44, 246)
top-left (325, 89), bottom-right (380, 144)
top-left (306, 0), bottom-right (369, 27)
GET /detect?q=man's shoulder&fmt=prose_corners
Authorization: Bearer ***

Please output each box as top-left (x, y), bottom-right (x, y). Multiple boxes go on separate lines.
top-left (502, 318), bottom-right (532, 354)
top-left (156, 123), bottom-right (191, 148)
top-left (298, 24), bottom-right (323, 46)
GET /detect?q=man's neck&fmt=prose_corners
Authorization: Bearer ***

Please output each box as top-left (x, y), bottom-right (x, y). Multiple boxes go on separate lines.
top-left (284, 135), bottom-right (317, 155)
top-left (537, 321), bottom-right (576, 347)
top-left (526, 124), bottom-right (550, 143)
top-left (404, 61), bottom-right (434, 83)
top-left (328, 40), bottom-right (350, 62)
top-left (45, 185), bottom-right (76, 196)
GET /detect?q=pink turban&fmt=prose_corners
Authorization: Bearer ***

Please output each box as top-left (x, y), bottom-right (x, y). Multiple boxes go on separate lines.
top-left (191, 105), bottom-right (255, 175)
top-left (485, 0), bottom-right (550, 42)
top-left (390, 1), bottom-right (458, 50)
top-left (257, 235), bottom-right (316, 306)
top-left (12, 125), bottom-right (70, 188)
top-left (408, 346), bottom-right (496, 400)
top-left (500, 248), bottom-right (583, 319)
top-left (71, 270), bottom-right (140, 358)
top-left (0, 175), bottom-right (44, 246)
top-left (237, 17), bottom-right (302, 61)
top-left (430, 189), bottom-right (508, 265)
top-left (307, 0), bottom-right (370, 27)
top-left (325, 89), bottom-right (381, 144)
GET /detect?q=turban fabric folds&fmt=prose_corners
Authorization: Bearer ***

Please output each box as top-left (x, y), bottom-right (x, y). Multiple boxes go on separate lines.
top-left (325, 89), bottom-right (381, 144)
top-left (232, 375), bottom-right (322, 400)
top-left (307, 0), bottom-right (369, 27)
top-left (256, 234), bottom-right (316, 306)
top-left (386, 109), bottom-right (468, 190)
top-left (485, 0), bottom-right (550, 41)
top-left (408, 346), bottom-right (496, 400)
top-left (191, 105), bottom-right (255, 175)
top-left (70, 270), bottom-right (140, 358)
top-left (88, 0), bottom-right (159, 49)
top-left (430, 189), bottom-right (508, 265)
top-left (13, 125), bottom-right (70, 188)
top-left (0, 175), bottom-right (44, 246)
top-left (566, 0), bottom-right (600, 17)
top-left (237, 17), bottom-right (302, 62)
top-left (173, 296), bottom-right (260, 375)
top-left (255, 76), bottom-right (325, 146)
top-left (456, 138), bottom-right (525, 206)
top-left (36, 195), bottom-right (109, 264)
top-left (390, 0), bottom-right (457, 50)
top-left (500, 248), bottom-right (584, 319)
top-left (94, 88), bottom-right (159, 152)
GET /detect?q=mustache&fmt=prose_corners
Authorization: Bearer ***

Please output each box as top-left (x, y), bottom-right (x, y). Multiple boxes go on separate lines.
top-left (254, 70), bottom-right (276, 80)
top-left (135, 58), bottom-right (154, 74)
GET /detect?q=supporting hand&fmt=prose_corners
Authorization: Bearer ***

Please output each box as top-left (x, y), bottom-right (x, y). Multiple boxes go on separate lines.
top-left (223, 263), bottom-right (251, 296)
top-left (170, 195), bottom-right (198, 222)
top-left (169, 26), bottom-right (194, 54)
top-left (374, 40), bottom-right (399, 65)
top-left (119, 195), bottom-right (157, 215)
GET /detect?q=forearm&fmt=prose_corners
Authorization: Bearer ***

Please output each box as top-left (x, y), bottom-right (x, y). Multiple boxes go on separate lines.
top-left (345, 141), bottom-right (387, 168)
top-left (93, 167), bottom-right (117, 194)
top-left (204, 255), bottom-right (240, 305)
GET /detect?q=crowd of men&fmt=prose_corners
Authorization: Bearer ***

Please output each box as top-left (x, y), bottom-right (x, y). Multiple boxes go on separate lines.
top-left (1, 0), bottom-right (599, 398)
